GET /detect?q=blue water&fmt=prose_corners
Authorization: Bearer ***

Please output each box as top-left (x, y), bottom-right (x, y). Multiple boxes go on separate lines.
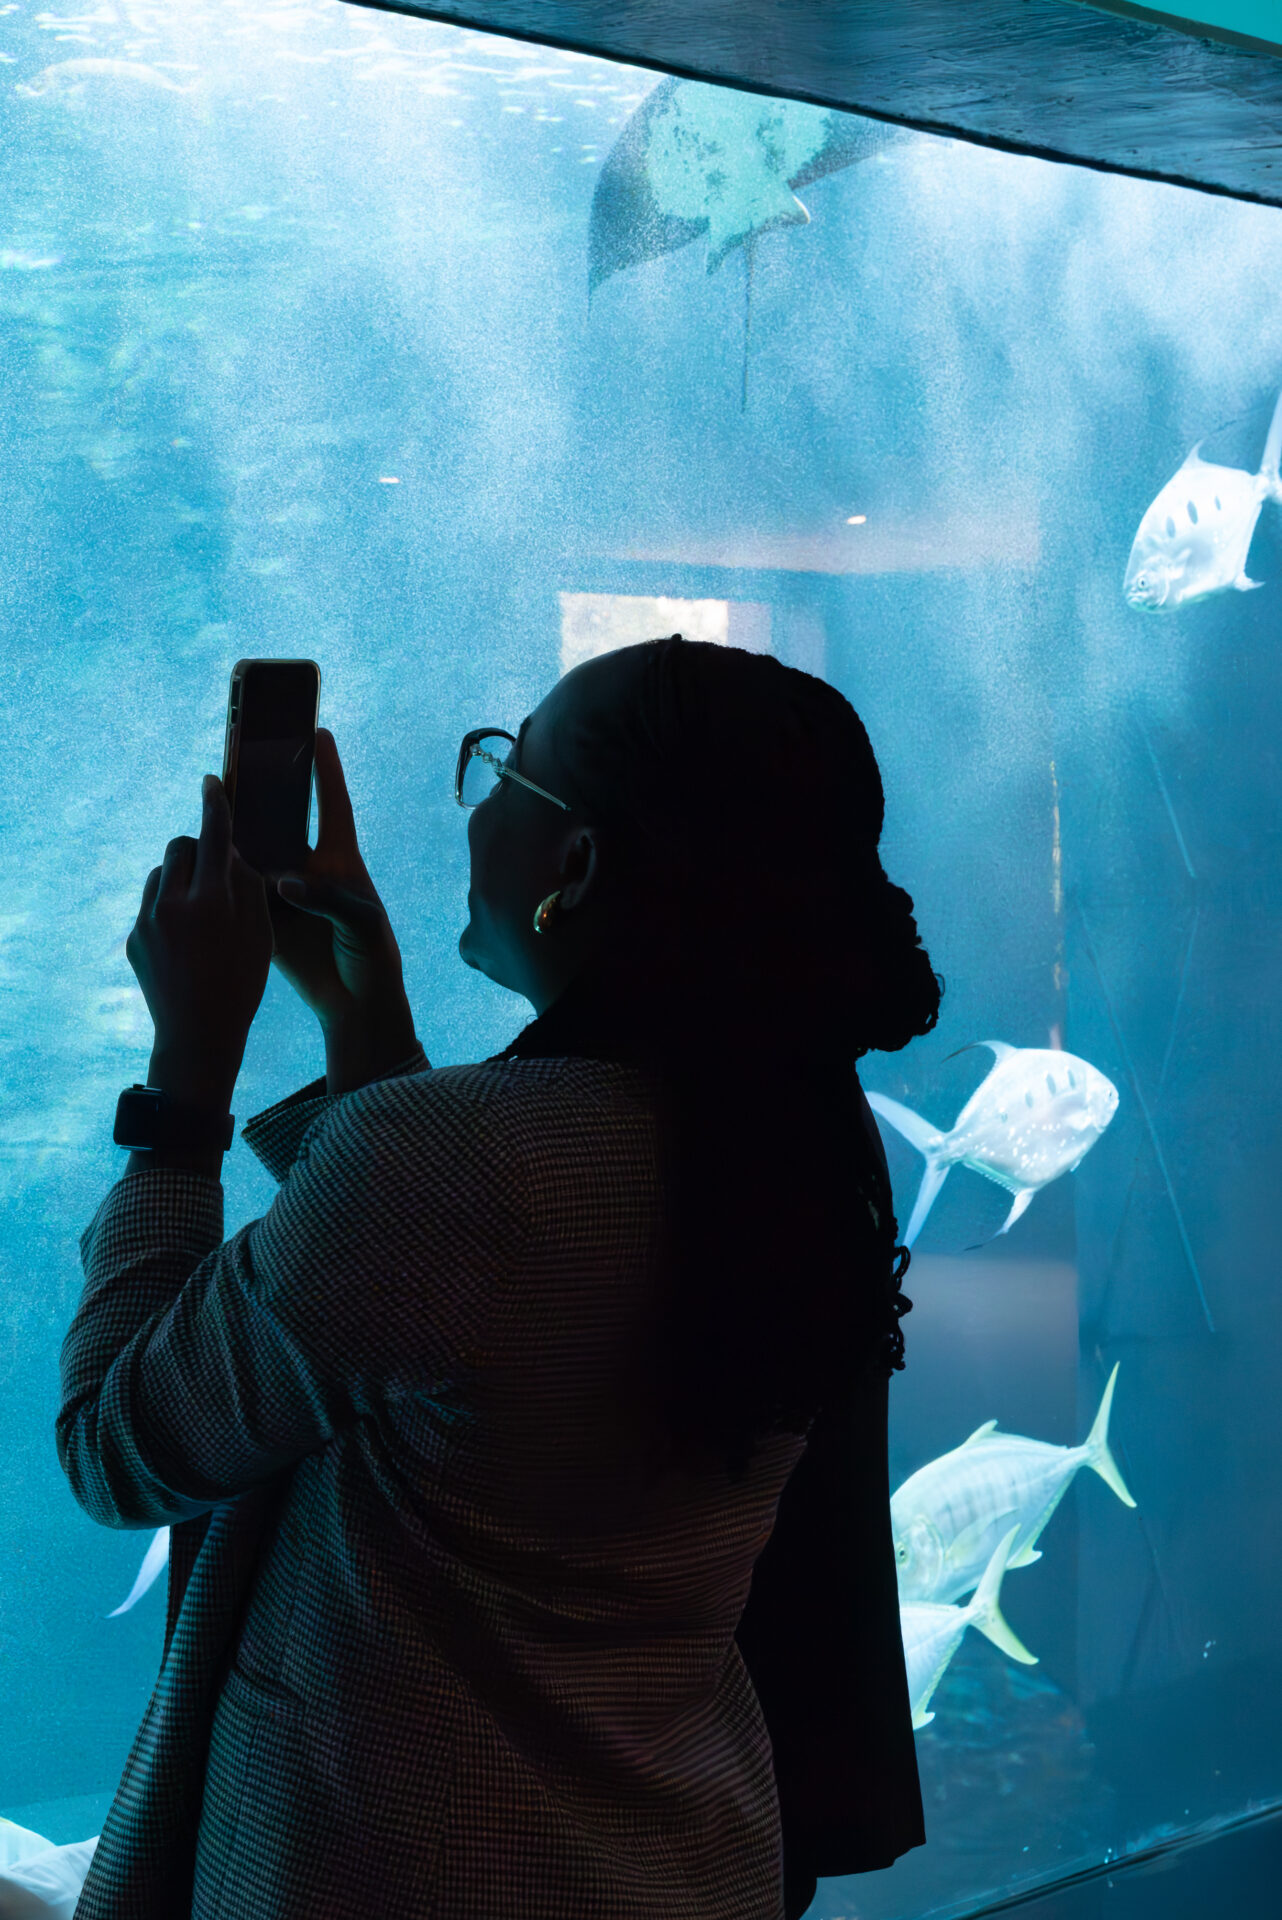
top-left (2, 3), bottom-right (1281, 1914)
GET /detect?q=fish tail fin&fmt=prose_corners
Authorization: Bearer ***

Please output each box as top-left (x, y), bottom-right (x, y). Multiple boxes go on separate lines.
top-left (866, 1094), bottom-right (946, 1247)
top-left (106, 1526), bottom-right (170, 1619)
top-left (865, 1093), bottom-right (938, 1156)
top-left (903, 1159), bottom-right (948, 1248)
top-left (967, 1527), bottom-right (1038, 1666)
top-left (1085, 1362), bottom-right (1137, 1507)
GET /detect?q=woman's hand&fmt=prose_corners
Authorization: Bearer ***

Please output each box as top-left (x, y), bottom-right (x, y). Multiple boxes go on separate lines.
top-left (127, 776), bottom-right (274, 1101)
top-left (266, 729), bottom-right (419, 1085)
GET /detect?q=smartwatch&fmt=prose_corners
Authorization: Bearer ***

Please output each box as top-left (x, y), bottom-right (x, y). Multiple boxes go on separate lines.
top-left (113, 1085), bottom-right (235, 1153)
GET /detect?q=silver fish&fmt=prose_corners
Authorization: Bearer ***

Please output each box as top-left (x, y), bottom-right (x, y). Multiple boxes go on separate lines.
top-left (107, 1526), bottom-right (169, 1618)
top-left (16, 60), bottom-right (197, 99)
top-left (867, 1041), bottom-right (1119, 1247)
top-left (900, 1527), bottom-right (1036, 1730)
top-left (892, 1363), bottom-right (1136, 1606)
top-left (0, 250), bottom-right (61, 272)
top-left (1124, 385), bottom-right (1282, 610)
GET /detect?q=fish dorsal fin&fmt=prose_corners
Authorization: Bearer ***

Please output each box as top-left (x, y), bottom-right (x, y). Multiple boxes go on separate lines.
top-left (961, 1419), bottom-right (999, 1447)
top-left (1179, 440), bottom-right (1256, 490)
top-left (945, 1040), bottom-right (1016, 1066)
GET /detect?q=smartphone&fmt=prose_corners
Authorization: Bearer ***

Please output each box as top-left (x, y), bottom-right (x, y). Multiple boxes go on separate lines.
top-left (221, 659), bottom-right (321, 877)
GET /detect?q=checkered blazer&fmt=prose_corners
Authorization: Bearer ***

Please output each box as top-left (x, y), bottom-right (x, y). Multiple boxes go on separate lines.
top-left (59, 1048), bottom-right (921, 1919)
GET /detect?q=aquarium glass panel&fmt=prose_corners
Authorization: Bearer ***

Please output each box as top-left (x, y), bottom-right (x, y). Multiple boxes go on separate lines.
top-left (2, 0), bottom-right (1280, 1909)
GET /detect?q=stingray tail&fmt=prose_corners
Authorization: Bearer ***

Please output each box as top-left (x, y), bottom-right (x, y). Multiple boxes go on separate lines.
top-left (1261, 382), bottom-right (1282, 501)
top-left (740, 238), bottom-right (755, 412)
top-left (865, 1093), bottom-right (947, 1247)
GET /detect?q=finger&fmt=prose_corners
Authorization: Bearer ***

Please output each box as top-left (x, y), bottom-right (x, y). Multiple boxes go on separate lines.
top-left (138, 864), bottom-right (163, 916)
top-left (312, 729), bottom-right (360, 858)
top-left (274, 874), bottom-right (384, 929)
top-left (231, 848), bottom-right (271, 922)
top-left (157, 833), bottom-right (197, 900)
top-left (229, 840), bottom-right (265, 892)
top-left (194, 773), bottom-right (232, 890)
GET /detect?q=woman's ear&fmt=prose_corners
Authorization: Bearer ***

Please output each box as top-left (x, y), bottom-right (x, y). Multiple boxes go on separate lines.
top-left (557, 829), bottom-right (600, 914)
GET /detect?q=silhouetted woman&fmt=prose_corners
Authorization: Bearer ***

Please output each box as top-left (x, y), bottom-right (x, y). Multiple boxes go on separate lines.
top-left (59, 637), bottom-right (938, 1920)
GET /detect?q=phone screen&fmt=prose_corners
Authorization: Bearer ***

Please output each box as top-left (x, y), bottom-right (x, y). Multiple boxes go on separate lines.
top-left (222, 659), bottom-right (320, 876)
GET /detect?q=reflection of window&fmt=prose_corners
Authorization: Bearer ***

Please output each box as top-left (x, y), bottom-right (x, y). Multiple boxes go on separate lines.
top-left (558, 593), bottom-right (771, 675)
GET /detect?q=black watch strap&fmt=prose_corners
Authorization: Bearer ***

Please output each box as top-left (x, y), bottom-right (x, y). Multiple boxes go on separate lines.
top-left (114, 1084), bottom-right (235, 1153)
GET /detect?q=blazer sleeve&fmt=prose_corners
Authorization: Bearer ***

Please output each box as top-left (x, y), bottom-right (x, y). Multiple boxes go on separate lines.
top-left (58, 1067), bottom-right (527, 1531)
top-left (238, 1044), bottom-right (433, 1184)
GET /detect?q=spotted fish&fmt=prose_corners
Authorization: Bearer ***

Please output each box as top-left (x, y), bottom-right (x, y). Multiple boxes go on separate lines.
top-left (867, 1041), bottom-right (1119, 1247)
top-left (1124, 384), bottom-right (1282, 610)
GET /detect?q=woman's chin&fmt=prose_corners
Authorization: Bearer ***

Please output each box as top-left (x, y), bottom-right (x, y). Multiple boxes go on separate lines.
top-left (458, 924), bottom-right (499, 983)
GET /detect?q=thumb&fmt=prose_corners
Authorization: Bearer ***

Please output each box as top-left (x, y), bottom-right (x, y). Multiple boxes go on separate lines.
top-left (276, 874), bottom-right (383, 930)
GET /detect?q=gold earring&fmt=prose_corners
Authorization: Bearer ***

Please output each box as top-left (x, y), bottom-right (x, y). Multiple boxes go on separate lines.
top-left (532, 890), bottom-right (563, 935)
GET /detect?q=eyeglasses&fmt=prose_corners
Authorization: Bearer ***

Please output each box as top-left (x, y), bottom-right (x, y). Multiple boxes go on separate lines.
top-left (455, 727), bottom-right (570, 812)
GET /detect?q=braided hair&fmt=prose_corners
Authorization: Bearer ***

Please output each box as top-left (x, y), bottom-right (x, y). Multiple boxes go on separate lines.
top-left (502, 637), bottom-right (941, 1480)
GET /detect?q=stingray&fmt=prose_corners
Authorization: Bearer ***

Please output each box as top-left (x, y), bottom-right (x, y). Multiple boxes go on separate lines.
top-left (589, 77), bottom-right (907, 407)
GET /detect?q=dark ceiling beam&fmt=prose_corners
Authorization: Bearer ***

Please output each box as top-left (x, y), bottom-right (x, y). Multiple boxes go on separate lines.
top-left (1073, 1), bottom-right (1280, 58)
top-left (347, 0), bottom-right (1282, 210)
